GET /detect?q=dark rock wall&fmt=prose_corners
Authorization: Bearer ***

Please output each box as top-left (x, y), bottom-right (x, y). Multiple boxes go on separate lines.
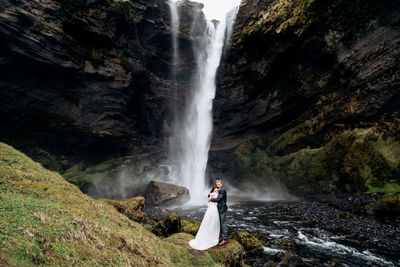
top-left (211, 0), bottom-right (400, 194)
top-left (1, 0), bottom-right (400, 197)
top-left (0, 0), bottom-right (204, 171)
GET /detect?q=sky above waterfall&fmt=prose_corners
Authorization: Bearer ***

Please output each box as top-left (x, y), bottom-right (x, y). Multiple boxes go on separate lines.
top-left (193, 0), bottom-right (242, 21)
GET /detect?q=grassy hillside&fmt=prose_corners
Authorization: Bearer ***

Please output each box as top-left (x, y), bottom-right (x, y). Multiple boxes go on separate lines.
top-left (0, 142), bottom-right (219, 266)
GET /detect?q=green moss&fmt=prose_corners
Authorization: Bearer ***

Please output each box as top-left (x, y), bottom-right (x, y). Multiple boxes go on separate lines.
top-left (0, 142), bottom-right (220, 266)
top-left (165, 233), bottom-right (220, 266)
top-left (237, 0), bottom-right (318, 40)
top-left (62, 158), bottom-right (123, 191)
top-left (206, 239), bottom-right (245, 266)
top-left (367, 182), bottom-right (400, 194)
top-left (152, 212), bottom-right (182, 237)
top-left (365, 192), bottom-right (400, 215)
top-left (97, 197), bottom-right (147, 223)
top-left (274, 237), bottom-right (297, 248)
top-left (229, 231), bottom-right (264, 255)
top-left (181, 220), bottom-right (201, 236)
top-left (230, 125), bottom-right (400, 195)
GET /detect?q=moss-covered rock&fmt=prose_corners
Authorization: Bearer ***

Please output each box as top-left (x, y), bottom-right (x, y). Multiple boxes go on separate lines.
top-left (365, 193), bottom-right (400, 217)
top-left (181, 220), bottom-right (201, 236)
top-left (0, 142), bottom-right (219, 266)
top-left (152, 212), bottom-right (182, 237)
top-left (165, 233), bottom-right (220, 266)
top-left (229, 231), bottom-right (264, 255)
top-left (97, 196), bottom-right (147, 223)
top-left (274, 237), bottom-right (298, 249)
top-left (228, 125), bottom-right (400, 196)
top-left (207, 240), bottom-right (245, 267)
top-left (62, 158), bottom-right (124, 193)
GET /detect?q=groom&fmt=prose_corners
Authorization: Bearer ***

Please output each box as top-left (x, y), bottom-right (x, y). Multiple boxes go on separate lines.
top-left (208, 179), bottom-right (228, 245)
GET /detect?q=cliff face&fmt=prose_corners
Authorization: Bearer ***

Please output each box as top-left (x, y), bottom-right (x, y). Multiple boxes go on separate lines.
top-left (212, 0), bottom-right (400, 194)
top-left (1, 0), bottom-right (400, 197)
top-left (0, 0), bottom-right (204, 169)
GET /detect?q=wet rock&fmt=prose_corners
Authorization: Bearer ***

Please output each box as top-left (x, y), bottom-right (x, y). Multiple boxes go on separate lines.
top-left (274, 237), bottom-right (297, 249)
top-left (181, 220), bottom-right (201, 236)
top-left (145, 181), bottom-right (190, 206)
top-left (329, 259), bottom-right (344, 267)
top-left (152, 212), bottom-right (181, 237)
top-left (366, 194), bottom-right (400, 217)
top-left (230, 231), bottom-right (264, 255)
top-left (97, 196), bottom-right (147, 223)
top-left (207, 240), bottom-right (245, 267)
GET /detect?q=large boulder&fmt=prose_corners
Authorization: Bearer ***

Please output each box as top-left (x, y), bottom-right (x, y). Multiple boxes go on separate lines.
top-left (145, 181), bottom-right (190, 206)
top-left (206, 240), bottom-right (245, 267)
top-left (97, 196), bottom-right (147, 223)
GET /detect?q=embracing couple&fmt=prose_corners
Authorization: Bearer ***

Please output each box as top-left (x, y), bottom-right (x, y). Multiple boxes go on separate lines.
top-left (189, 179), bottom-right (229, 250)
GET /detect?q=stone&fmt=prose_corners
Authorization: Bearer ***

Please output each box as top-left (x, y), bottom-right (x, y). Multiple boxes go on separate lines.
top-left (97, 196), bottom-right (147, 223)
top-left (152, 212), bottom-right (182, 237)
top-left (145, 181), bottom-right (190, 206)
top-left (229, 231), bottom-right (264, 255)
top-left (207, 239), bottom-right (245, 267)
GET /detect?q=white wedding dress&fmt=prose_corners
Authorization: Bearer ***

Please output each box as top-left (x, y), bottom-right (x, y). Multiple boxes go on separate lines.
top-left (188, 193), bottom-right (220, 250)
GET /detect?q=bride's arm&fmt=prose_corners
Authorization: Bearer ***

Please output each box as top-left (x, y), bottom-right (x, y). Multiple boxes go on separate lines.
top-left (210, 189), bottom-right (225, 203)
top-left (208, 192), bottom-right (218, 202)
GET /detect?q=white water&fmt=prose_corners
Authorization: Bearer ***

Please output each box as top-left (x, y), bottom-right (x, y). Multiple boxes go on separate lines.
top-left (168, 0), bottom-right (179, 69)
top-left (297, 231), bottom-right (395, 266)
top-left (167, 2), bottom-right (239, 204)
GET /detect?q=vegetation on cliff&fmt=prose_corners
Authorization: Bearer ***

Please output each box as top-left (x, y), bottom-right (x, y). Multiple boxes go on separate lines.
top-left (232, 123), bottom-right (400, 195)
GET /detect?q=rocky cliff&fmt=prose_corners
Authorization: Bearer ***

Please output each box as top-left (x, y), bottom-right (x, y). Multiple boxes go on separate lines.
top-left (0, 0), bottom-right (205, 166)
top-left (0, 0), bottom-right (207, 196)
top-left (212, 0), bottom-right (400, 195)
top-left (1, 0), bottom-right (399, 199)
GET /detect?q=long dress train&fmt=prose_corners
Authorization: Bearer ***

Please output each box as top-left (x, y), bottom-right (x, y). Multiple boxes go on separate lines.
top-left (189, 194), bottom-right (220, 250)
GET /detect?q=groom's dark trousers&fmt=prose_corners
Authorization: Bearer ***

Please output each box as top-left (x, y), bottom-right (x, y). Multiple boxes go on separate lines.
top-left (210, 186), bottom-right (228, 240)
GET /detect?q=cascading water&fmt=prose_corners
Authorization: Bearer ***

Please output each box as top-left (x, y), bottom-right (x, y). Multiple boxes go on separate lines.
top-left (167, 1), bottom-right (240, 204)
top-left (168, 0), bottom-right (179, 68)
top-left (167, 0), bottom-right (180, 185)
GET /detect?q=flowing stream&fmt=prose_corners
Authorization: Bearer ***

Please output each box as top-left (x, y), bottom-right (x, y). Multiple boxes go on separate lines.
top-left (167, 1), bottom-right (239, 204)
top-left (145, 200), bottom-right (400, 266)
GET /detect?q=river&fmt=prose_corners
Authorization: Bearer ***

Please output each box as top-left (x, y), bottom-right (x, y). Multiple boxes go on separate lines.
top-left (145, 200), bottom-right (400, 266)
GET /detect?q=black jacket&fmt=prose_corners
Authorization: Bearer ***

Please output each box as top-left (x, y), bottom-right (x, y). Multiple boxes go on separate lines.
top-left (210, 186), bottom-right (228, 213)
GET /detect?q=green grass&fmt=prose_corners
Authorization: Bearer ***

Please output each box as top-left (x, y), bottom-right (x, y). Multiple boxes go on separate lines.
top-left (0, 142), bottom-right (219, 266)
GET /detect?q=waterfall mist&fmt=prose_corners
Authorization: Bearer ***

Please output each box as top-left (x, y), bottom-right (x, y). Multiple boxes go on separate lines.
top-left (167, 2), bottom-right (240, 204)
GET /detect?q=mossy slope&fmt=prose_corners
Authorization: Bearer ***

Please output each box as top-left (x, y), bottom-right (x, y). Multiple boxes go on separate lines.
top-left (230, 123), bottom-right (400, 206)
top-left (0, 142), bottom-right (218, 266)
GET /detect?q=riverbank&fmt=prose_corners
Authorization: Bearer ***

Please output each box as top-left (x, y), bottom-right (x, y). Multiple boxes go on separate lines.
top-left (144, 198), bottom-right (400, 266)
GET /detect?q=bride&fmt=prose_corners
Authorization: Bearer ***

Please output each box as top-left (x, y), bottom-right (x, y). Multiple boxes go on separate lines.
top-left (188, 187), bottom-right (220, 250)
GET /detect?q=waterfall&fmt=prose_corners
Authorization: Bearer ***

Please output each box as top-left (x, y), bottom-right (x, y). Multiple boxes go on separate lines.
top-left (168, 0), bottom-right (179, 67)
top-left (168, 2), bottom-right (239, 204)
top-left (167, 0), bottom-right (180, 185)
